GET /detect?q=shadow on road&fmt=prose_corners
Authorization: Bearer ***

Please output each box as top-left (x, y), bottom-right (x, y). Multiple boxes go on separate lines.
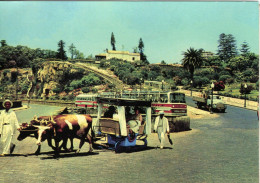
top-left (118, 146), bottom-right (157, 153)
top-left (40, 151), bottom-right (99, 160)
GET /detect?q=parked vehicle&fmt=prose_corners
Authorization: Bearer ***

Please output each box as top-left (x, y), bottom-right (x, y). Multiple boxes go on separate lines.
top-left (192, 94), bottom-right (227, 112)
top-left (75, 93), bottom-right (98, 108)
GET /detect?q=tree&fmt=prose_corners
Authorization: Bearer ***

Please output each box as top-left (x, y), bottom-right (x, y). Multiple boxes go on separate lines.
top-left (217, 33), bottom-right (238, 63)
top-left (161, 60), bottom-right (166, 64)
top-left (111, 32), bottom-right (116, 51)
top-left (182, 47), bottom-right (204, 81)
top-left (1, 40), bottom-right (7, 47)
top-left (74, 49), bottom-right (85, 59)
top-left (57, 40), bottom-right (67, 60)
top-left (133, 47), bottom-right (138, 53)
top-left (138, 38), bottom-right (144, 54)
top-left (68, 43), bottom-right (76, 59)
top-left (138, 38), bottom-right (149, 64)
top-left (240, 41), bottom-right (250, 55)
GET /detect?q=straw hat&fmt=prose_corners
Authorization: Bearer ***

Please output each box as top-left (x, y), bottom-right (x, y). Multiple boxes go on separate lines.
top-left (3, 99), bottom-right (13, 108)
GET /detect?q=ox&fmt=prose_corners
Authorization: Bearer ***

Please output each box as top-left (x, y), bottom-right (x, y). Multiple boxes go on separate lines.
top-left (17, 123), bottom-right (56, 154)
top-left (38, 114), bottom-right (94, 156)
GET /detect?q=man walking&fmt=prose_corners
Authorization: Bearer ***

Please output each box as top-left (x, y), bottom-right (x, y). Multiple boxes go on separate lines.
top-left (0, 100), bottom-right (20, 156)
top-left (154, 110), bottom-right (170, 149)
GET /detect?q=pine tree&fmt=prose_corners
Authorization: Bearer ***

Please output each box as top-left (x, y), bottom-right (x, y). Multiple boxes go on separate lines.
top-left (240, 41), bottom-right (250, 55)
top-left (57, 40), bottom-right (67, 60)
top-left (217, 33), bottom-right (238, 63)
top-left (111, 32), bottom-right (116, 51)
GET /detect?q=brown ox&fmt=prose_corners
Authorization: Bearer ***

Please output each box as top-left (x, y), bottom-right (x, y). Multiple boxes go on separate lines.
top-left (18, 116), bottom-right (73, 154)
top-left (40, 114), bottom-right (93, 156)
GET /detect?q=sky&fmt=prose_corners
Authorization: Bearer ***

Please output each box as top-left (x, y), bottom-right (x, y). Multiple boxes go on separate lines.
top-left (0, 1), bottom-right (259, 64)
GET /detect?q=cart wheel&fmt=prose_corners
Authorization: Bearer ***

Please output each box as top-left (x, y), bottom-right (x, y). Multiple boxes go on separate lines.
top-left (115, 141), bottom-right (121, 153)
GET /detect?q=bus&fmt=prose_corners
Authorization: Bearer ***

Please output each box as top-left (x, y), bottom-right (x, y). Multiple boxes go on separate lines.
top-left (75, 93), bottom-right (98, 108)
top-left (120, 91), bottom-right (187, 117)
top-left (75, 91), bottom-right (188, 117)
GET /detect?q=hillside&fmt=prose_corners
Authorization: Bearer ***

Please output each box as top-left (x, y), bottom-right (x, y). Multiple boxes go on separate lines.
top-left (0, 61), bottom-right (124, 100)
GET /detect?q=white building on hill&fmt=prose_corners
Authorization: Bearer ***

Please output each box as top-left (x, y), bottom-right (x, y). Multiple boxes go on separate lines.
top-left (95, 50), bottom-right (140, 62)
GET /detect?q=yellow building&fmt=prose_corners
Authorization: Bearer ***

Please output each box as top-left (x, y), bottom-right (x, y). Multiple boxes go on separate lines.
top-left (202, 51), bottom-right (215, 59)
top-left (95, 50), bottom-right (140, 62)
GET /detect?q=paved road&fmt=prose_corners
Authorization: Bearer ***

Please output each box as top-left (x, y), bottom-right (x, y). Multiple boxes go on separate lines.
top-left (0, 104), bottom-right (258, 183)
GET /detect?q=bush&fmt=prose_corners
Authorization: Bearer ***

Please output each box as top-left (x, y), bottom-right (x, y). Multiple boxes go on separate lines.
top-left (239, 84), bottom-right (254, 94)
top-left (219, 75), bottom-right (232, 83)
top-left (249, 75), bottom-right (259, 83)
top-left (81, 73), bottom-right (102, 86)
top-left (64, 86), bottom-right (74, 93)
top-left (21, 83), bottom-right (30, 94)
top-left (3, 69), bottom-right (10, 77)
top-left (226, 77), bottom-right (234, 85)
top-left (0, 86), bottom-right (4, 92)
top-left (81, 87), bottom-right (90, 93)
top-left (181, 78), bottom-right (189, 86)
top-left (256, 81), bottom-right (259, 91)
top-left (70, 80), bottom-right (82, 89)
top-left (193, 76), bottom-right (210, 88)
top-left (49, 95), bottom-right (59, 100)
top-left (52, 86), bottom-right (62, 94)
top-left (214, 81), bottom-right (225, 91)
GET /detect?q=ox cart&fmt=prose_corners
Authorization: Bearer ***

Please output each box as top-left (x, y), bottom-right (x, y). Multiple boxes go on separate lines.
top-left (92, 97), bottom-right (152, 153)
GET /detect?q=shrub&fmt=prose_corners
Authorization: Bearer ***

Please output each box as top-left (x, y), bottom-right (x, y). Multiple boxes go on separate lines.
top-left (52, 86), bottom-right (62, 94)
top-left (249, 75), bottom-right (259, 83)
top-left (69, 80), bottom-right (82, 89)
top-left (256, 81), bottom-right (259, 91)
top-left (219, 75), bottom-right (232, 83)
top-left (81, 87), bottom-right (90, 93)
top-left (181, 78), bottom-right (189, 86)
top-left (239, 84), bottom-right (254, 94)
top-left (49, 95), bottom-right (59, 100)
top-left (214, 81), bottom-right (225, 91)
top-left (193, 76), bottom-right (210, 88)
top-left (226, 77), bottom-right (234, 85)
top-left (21, 83), bottom-right (30, 94)
top-left (64, 86), bottom-right (74, 93)
top-left (3, 69), bottom-right (10, 77)
top-left (81, 73), bottom-right (101, 86)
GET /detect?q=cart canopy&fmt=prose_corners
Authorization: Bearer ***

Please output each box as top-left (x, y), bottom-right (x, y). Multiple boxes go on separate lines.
top-left (95, 97), bottom-right (152, 136)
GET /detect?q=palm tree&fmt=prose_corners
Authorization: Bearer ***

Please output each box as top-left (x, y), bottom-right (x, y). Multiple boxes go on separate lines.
top-left (182, 47), bottom-right (204, 82)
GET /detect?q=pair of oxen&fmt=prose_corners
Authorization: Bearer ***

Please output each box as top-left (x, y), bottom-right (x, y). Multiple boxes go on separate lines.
top-left (17, 114), bottom-right (94, 156)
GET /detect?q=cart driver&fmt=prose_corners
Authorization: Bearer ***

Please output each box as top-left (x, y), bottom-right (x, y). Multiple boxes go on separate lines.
top-left (127, 107), bottom-right (142, 138)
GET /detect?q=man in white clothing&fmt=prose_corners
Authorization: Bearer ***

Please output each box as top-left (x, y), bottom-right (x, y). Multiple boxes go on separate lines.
top-left (0, 100), bottom-right (20, 156)
top-left (154, 110), bottom-right (170, 149)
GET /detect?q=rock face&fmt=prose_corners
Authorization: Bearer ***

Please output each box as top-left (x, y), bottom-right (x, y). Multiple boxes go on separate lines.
top-left (36, 61), bottom-right (71, 98)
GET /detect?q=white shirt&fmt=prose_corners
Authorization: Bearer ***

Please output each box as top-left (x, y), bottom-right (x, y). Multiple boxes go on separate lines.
top-left (154, 116), bottom-right (169, 133)
top-left (0, 109), bottom-right (19, 135)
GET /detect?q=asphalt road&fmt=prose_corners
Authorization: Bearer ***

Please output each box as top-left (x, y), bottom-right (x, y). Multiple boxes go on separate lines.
top-left (0, 103), bottom-right (258, 183)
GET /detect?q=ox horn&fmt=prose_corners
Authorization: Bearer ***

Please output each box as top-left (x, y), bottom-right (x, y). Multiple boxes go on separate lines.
top-left (49, 116), bottom-right (56, 124)
top-left (33, 115), bottom-right (37, 120)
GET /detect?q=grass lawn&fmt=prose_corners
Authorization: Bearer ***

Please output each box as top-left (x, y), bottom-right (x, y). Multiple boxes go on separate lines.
top-left (219, 83), bottom-right (258, 101)
top-left (191, 83), bottom-right (259, 101)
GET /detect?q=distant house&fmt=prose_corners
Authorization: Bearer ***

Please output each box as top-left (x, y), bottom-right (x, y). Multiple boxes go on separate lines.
top-left (202, 51), bottom-right (215, 59)
top-left (95, 50), bottom-right (140, 62)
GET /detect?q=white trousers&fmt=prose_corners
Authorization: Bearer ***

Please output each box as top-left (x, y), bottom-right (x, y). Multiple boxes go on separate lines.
top-left (157, 127), bottom-right (165, 147)
top-left (1, 125), bottom-right (13, 154)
